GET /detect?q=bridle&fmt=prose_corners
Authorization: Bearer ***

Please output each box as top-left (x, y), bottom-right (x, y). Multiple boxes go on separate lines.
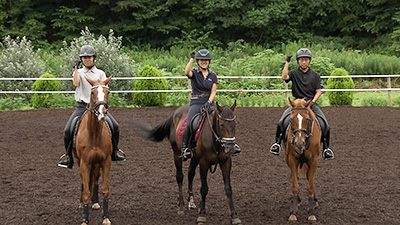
top-left (204, 106), bottom-right (237, 154)
top-left (88, 85), bottom-right (109, 117)
top-left (289, 107), bottom-right (314, 153)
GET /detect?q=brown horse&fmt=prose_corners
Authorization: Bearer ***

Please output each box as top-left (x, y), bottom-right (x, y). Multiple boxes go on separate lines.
top-left (283, 98), bottom-right (321, 222)
top-left (73, 76), bottom-right (113, 225)
top-left (141, 101), bottom-right (242, 224)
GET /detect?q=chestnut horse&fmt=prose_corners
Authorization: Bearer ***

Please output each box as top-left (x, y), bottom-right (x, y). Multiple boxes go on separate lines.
top-left (141, 101), bottom-right (242, 225)
top-left (283, 98), bottom-right (321, 222)
top-left (73, 76), bottom-right (113, 225)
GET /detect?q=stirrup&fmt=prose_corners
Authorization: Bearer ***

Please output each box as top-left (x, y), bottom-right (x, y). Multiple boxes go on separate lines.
top-left (322, 148), bottom-right (334, 160)
top-left (180, 148), bottom-right (191, 161)
top-left (269, 143), bottom-right (281, 156)
top-left (232, 143), bottom-right (241, 156)
top-left (57, 154), bottom-right (70, 168)
top-left (113, 149), bottom-right (126, 161)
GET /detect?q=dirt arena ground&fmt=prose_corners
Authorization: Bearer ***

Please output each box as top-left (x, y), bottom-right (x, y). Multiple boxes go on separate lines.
top-left (1, 105), bottom-right (399, 224)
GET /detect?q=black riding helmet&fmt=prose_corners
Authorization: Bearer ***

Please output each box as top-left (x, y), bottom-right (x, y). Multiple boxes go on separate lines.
top-left (296, 48), bottom-right (312, 60)
top-left (196, 49), bottom-right (211, 60)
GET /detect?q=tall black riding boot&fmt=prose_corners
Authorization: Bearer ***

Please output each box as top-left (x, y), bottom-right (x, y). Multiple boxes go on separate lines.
top-left (111, 132), bottom-right (126, 161)
top-left (269, 125), bottom-right (282, 155)
top-left (322, 129), bottom-right (334, 160)
top-left (58, 136), bottom-right (73, 168)
top-left (180, 127), bottom-right (191, 161)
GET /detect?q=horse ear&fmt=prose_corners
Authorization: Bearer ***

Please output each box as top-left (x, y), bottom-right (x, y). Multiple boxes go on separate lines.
top-left (288, 98), bottom-right (294, 107)
top-left (85, 77), bottom-right (95, 86)
top-left (216, 102), bottom-right (223, 112)
top-left (305, 99), bottom-right (312, 108)
top-left (230, 100), bottom-right (237, 111)
top-left (104, 75), bottom-right (112, 86)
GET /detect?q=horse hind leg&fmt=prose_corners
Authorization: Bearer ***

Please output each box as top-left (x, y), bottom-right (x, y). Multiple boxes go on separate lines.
top-left (173, 144), bottom-right (185, 214)
top-left (188, 156), bottom-right (199, 210)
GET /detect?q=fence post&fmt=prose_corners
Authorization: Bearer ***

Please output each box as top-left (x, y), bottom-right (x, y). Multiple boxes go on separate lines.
top-left (388, 77), bottom-right (392, 106)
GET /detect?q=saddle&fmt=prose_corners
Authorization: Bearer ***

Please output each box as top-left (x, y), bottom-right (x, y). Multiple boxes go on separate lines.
top-left (69, 110), bottom-right (113, 149)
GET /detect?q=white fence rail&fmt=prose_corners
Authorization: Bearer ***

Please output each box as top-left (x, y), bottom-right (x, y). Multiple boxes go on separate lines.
top-left (1, 74), bottom-right (400, 105)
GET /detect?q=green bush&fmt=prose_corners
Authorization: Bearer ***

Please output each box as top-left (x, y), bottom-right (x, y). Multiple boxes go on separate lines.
top-left (132, 65), bottom-right (168, 106)
top-left (31, 73), bottom-right (61, 108)
top-left (0, 36), bottom-right (45, 100)
top-left (326, 68), bottom-right (355, 105)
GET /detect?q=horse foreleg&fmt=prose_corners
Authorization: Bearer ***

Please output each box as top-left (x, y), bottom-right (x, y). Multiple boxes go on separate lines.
top-left (196, 162), bottom-right (209, 225)
top-left (173, 150), bottom-right (185, 214)
top-left (188, 157), bottom-right (199, 210)
top-left (92, 164), bottom-right (101, 210)
top-left (79, 163), bottom-right (91, 224)
top-left (306, 161), bottom-right (318, 221)
top-left (288, 158), bottom-right (300, 221)
top-left (221, 159), bottom-right (242, 225)
top-left (101, 158), bottom-right (111, 223)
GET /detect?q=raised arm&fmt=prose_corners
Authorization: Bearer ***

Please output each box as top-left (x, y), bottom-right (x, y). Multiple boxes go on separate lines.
top-left (185, 51), bottom-right (196, 78)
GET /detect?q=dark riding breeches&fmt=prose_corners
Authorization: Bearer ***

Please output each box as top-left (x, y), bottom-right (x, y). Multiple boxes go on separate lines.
top-left (63, 102), bottom-right (120, 153)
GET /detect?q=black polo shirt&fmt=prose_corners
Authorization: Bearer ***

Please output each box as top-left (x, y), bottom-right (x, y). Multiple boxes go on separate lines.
top-left (286, 67), bottom-right (322, 100)
top-left (189, 68), bottom-right (219, 96)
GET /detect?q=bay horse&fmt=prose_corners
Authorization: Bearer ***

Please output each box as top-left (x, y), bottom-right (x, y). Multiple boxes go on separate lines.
top-left (141, 101), bottom-right (242, 225)
top-left (283, 98), bottom-right (321, 221)
top-left (73, 76), bottom-right (113, 225)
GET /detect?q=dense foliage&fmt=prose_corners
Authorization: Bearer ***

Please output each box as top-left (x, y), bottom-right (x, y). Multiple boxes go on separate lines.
top-left (31, 73), bottom-right (61, 108)
top-left (0, 0), bottom-right (399, 54)
top-left (132, 65), bottom-right (168, 106)
top-left (326, 68), bottom-right (355, 105)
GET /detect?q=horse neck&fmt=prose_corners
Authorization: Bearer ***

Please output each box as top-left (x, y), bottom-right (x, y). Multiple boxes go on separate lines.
top-left (86, 108), bottom-right (105, 136)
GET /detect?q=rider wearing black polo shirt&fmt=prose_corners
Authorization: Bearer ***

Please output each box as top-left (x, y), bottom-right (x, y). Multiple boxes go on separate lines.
top-left (269, 48), bottom-right (335, 160)
top-left (180, 49), bottom-right (218, 160)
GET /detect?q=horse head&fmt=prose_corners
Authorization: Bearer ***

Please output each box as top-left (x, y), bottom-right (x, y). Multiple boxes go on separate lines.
top-left (214, 100), bottom-right (237, 154)
top-left (85, 76), bottom-right (112, 121)
top-left (288, 98), bottom-right (313, 155)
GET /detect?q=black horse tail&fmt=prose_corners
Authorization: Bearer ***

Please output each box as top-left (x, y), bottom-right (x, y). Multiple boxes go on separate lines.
top-left (144, 115), bottom-right (173, 142)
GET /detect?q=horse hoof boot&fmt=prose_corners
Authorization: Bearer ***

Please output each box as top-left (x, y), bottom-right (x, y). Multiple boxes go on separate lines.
top-left (188, 196), bottom-right (196, 209)
top-left (196, 216), bottom-right (207, 224)
top-left (308, 215), bottom-right (317, 221)
top-left (92, 203), bottom-right (100, 209)
top-left (231, 217), bottom-right (242, 224)
top-left (288, 214), bottom-right (297, 221)
top-left (102, 218), bottom-right (111, 225)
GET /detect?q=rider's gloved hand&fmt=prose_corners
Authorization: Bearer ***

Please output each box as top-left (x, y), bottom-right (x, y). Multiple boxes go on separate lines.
top-left (286, 54), bottom-right (292, 63)
top-left (73, 60), bottom-right (82, 68)
top-left (190, 51), bottom-right (196, 59)
top-left (310, 101), bottom-right (315, 109)
top-left (202, 100), bottom-right (212, 112)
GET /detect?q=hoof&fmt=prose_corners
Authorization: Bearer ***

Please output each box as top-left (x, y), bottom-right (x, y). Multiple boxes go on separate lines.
top-left (188, 196), bottom-right (196, 209)
top-left (288, 214), bottom-right (297, 221)
top-left (197, 216), bottom-right (207, 224)
top-left (308, 215), bottom-right (317, 221)
top-left (231, 217), bottom-right (242, 224)
top-left (102, 218), bottom-right (111, 225)
top-left (177, 209), bottom-right (185, 215)
top-left (92, 203), bottom-right (100, 209)
top-left (81, 223), bottom-right (88, 225)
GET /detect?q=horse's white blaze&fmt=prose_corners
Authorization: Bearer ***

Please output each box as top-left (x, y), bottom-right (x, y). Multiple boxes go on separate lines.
top-left (97, 86), bottom-right (106, 120)
top-left (297, 113), bottom-right (303, 138)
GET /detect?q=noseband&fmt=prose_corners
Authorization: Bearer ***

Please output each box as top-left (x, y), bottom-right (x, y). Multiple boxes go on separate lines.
top-left (88, 85), bottom-right (109, 117)
top-left (289, 107), bottom-right (314, 153)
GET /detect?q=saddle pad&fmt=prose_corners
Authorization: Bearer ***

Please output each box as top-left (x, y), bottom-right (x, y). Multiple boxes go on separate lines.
top-left (178, 115), bottom-right (207, 141)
